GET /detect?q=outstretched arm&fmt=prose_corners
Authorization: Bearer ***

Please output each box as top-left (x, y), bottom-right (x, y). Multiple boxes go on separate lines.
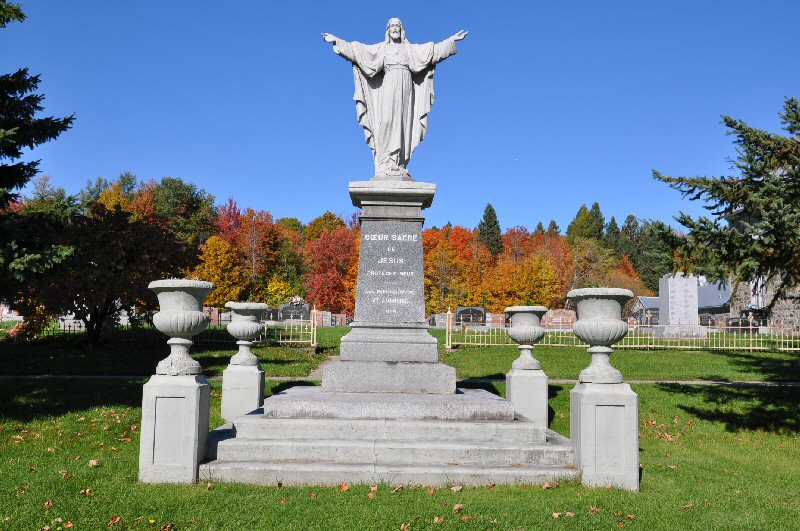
top-left (321, 32), bottom-right (359, 64)
top-left (431, 30), bottom-right (467, 64)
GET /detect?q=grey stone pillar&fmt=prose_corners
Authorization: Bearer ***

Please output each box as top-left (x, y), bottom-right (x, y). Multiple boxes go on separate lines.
top-left (322, 180), bottom-right (456, 394)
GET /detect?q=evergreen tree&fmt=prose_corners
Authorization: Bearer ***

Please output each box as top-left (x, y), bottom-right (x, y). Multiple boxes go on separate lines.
top-left (534, 221), bottom-right (545, 235)
top-left (566, 204), bottom-right (604, 244)
top-left (618, 214), bottom-right (640, 258)
top-left (477, 203), bottom-right (503, 257)
top-left (1, 2), bottom-right (74, 208)
top-left (547, 219), bottom-right (560, 235)
top-left (655, 97), bottom-right (800, 304)
top-left (631, 220), bottom-right (676, 292)
top-left (604, 216), bottom-right (621, 255)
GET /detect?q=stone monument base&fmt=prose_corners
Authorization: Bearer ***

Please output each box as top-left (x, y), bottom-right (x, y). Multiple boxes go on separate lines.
top-left (570, 382), bottom-right (639, 491)
top-left (653, 324), bottom-right (708, 338)
top-left (139, 375), bottom-right (210, 483)
top-left (322, 360), bottom-right (456, 394)
top-left (266, 385), bottom-right (508, 420)
top-left (200, 386), bottom-right (577, 486)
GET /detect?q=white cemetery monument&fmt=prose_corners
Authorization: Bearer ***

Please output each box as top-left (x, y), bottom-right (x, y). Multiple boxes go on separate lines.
top-left (656, 272), bottom-right (707, 337)
top-left (138, 18), bottom-right (640, 491)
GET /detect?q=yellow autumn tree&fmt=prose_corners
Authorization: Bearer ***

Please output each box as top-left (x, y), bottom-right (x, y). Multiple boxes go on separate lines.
top-left (192, 235), bottom-right (248, 308)
top-left (265, 274), bottom-right (293, 308)
top-left (482, 255), bottom-right (560, 312)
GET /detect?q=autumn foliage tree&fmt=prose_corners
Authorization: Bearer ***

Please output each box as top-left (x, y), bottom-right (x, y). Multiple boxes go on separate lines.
top-left (303, 224), bottom-right (359, 314)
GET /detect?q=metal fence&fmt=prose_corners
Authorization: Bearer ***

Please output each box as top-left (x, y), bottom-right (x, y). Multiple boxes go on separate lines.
top-left (14, 312), bottom-right (319, 349)
top-left (445, 310), bottom-right (800, 352)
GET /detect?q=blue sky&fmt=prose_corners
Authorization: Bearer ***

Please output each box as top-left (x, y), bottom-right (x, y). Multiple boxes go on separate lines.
top-left (3, 1), bottom-right (798, 231)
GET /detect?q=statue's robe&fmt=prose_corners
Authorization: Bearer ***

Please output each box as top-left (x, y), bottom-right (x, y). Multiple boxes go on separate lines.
top-left (333, 38), bottom-right (457, 178)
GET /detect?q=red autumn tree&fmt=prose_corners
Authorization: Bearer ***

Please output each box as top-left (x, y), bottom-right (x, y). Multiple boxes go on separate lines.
top-left (303, 225), bottom-right (359, 314)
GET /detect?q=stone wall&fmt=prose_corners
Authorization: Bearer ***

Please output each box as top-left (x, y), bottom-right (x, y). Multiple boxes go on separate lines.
top-left (729, 280), bottom-right (800, 327)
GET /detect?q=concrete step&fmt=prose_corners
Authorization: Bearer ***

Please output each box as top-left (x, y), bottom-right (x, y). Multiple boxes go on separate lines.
top-left (232, 413), bottom-right (546, 443)
top-left (199, 460), bottom-right (579, 486)
top-left (212, 437), bottom-right (573, 467)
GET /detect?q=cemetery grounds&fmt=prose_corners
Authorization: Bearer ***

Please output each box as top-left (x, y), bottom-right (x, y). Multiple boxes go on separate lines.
top-left (0, 327), bottom-right (798, 530)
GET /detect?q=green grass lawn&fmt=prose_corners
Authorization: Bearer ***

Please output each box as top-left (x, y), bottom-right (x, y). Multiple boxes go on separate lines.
top-left (0, 377), bottom-right (798, 529)
top-left (443, 344), bottom-right (800, 382)
top-left (3, 326), bottom-right (798, 384)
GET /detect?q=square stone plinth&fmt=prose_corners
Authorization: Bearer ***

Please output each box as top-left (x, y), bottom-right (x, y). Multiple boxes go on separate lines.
top-left (506, 369), bottom-right (549, 427)
top-left (139, 375), bottom-right (210, 483)
top-left (222, 365), bottom-right (265, 422)
top-left (570, 382), bottom-right (639, 491)
top-left (263, 386), bottom-right (515, 421)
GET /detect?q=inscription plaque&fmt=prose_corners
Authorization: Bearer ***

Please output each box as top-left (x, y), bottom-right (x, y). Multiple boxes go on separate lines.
top-left (355, 220), bottom-right (426, 324)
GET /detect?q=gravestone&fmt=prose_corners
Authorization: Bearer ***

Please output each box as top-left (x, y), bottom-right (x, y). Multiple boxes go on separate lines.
top-left (279, 302), bottom-right (310, 321)
top-left (263, 308), bottom-right (279, 322)
top-left (656, 273), bottom-right (706, 337)
top-left (456, 306), bottom-right (485, 324)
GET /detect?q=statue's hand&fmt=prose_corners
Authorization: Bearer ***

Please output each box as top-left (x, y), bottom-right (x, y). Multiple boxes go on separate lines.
top-left (321, 33), bottom-right (337, 44)
top-left (452, 30), bottom-right (468, 41)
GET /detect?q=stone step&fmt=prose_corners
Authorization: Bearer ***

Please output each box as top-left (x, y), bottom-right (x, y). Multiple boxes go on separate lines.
top-left (212, 437), bottom-right (573, 467)
top-left (200, 460), bottom-right (579, 486)
top-left (263, 386), bottom-right (515, 421)
top-left (232, 414), bottom-right (546, 443)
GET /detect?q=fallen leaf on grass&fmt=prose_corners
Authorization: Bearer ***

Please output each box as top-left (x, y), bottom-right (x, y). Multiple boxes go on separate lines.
top-left (280, 497), bottom-right (286, 505)
top-left (452, 503), bottom-right (464, 514)
top-left (59, 470), bottom-right (72, 481)
top-left (43, 500), bottom-right (54, 510)
top-left (400, 524), bottom-right (411, 531)
top-left (627, 514), bottom-right (636, 519)
top-left (616, 521), bottom-right (625, 529)
top-left (206, 482), bottom-right (214, 491)
top-left (566, 512), bottom-right (575, 518)
top-left (108, 515), bottom-right (121, 528)
top-left (79, 488), bottom-right (94, 496)
top-left (368, 491), bottom-right (376, 500)
top-left (682, 501), bottom-right (695, 510)
top-left (392, 485), bottom-right (404, 493)
top-left (426, 487), bottom-right (435, 496)
top-left (552, 512), bottom-right (561, 518)
top-left (450, 485), bottom-right (463, 492)
top-left (161, 525), bottom-right (175, 531)
top-left (459, 515), bottom-right (474, 522)
top-left (64, 522), bottom-right (74, 529)
top-left (88, 459), bottom-right (99, 468)
top-left (3, 516), bottom-right (12, 522)
top-left (667, 465), bottom-right (677, 470)
top-left (589, 506), bottom-right (600, 515)
top-left (433, 516), bottom-right (445, 524)
top-left (28, 464), bottom-right (37, 473)
top-left (339, 481), bottom-right (349, 492)
top-left (614, 511), bottom-right (623, 517)
top-left (47, 447), bottom-right (55, 452)
top-left (309, 492), bottom-right (317, 501)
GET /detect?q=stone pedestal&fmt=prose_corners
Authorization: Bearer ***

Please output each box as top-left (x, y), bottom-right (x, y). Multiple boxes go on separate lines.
top-left (139, 375), bottom-right (210, 483)
top-left (222, 365), bottom-right (265, 422)
top-left (506, 369), bottom-right (548, 425)
top-left (570, 382), bottom-right (639, 491)
top-left (322, 180), bottom-right (456, 394)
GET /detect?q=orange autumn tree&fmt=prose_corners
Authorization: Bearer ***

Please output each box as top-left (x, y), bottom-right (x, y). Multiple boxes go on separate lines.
top-left (422, 226), bottom-right (469, 315)
top-left (234, 208), bottom-right (281, 301)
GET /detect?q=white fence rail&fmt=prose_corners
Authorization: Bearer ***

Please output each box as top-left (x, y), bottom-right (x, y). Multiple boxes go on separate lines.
top-left (445, 311), bottom-right (800, 352)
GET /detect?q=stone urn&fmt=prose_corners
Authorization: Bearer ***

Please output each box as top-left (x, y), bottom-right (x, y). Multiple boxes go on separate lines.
top-left (567, 288), bottom-right (634, 383)
top-left (149, 279), bottom-right (214, 376)
top-left (225, 301), bottom-right (269, 366)
top-left (505, 306), bottom-right (548, 370)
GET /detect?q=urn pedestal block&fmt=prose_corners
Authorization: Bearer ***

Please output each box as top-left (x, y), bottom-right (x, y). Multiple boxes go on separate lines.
top-left (504, 306), bottom-right (549, 426)
top-left (221, 302), bottom-right (268, 422)
top-left (567, 288), bottom-right (639, 491)
top-left (139, 279), bottom-right (213, 484)
top-left (139, 375), bottom-right (210, 483)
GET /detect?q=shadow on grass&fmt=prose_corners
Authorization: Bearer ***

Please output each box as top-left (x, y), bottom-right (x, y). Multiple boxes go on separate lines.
top-left (719, 349), bottom-right (800, 382)
top-left (0, 378), bottom-right (144, 423)
top-left (656, 382), bottom-right (800, 433)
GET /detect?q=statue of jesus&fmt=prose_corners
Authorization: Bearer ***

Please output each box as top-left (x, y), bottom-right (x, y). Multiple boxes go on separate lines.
top-left (322, 19), bottom-right (467, 180)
